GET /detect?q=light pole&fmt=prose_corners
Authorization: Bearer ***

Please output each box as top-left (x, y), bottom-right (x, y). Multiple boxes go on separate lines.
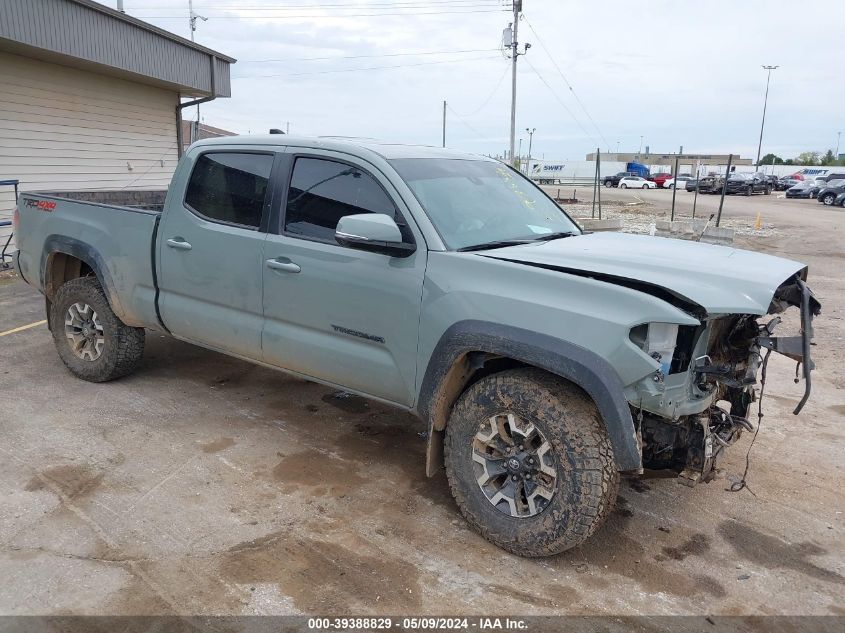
top-left (755, 65), bottom-right (779, 166)
top-left (638, 135), bottom-right (643, 156)
top-left (188, 0), bottom-right (208, 140)
top-left (525, 127), bottom-right (536, 164)
top-left (836, 131), bottom-right (841, 159)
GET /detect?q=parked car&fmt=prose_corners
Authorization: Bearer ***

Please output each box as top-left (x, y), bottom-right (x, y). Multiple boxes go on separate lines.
top-left (816, 179), bottom-right (845, 205)
top-left (664, 176), bottom-right (694, 190)
top-left (603, 171), bottom-right (632, 187)
top-left (785, 178), bottom-right (826, 199)
top-left (13, 136), bottom-right (820, 558)
top-left (725, 173), bottom-right (771, 195)
top-left (697, 176), bottom-right (725, 194)
top-left (777, 174), bottom-right (805, 191)
top-left (648, 172), bottom-right (673, 188)
top-left (835, 192), bottom-right (845, 207)
top-left (764, 175), bottom-right (779, 189)
top-left (619, 176), bottom-right (655, 189)
top-left (685, 178), bottom-right (700, 192)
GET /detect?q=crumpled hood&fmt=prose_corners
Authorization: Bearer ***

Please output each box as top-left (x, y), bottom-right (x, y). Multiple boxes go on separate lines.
top-left (479, 232), bottom-right (806, 316)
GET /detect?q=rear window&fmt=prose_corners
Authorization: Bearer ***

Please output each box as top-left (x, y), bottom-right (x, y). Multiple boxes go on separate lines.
top-left (185, 152), bottom-right (273, 228)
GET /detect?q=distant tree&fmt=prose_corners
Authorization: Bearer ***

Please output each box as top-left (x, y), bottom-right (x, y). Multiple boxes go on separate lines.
top-left (794, 151), bottom-right (820, 165)
top-left (783, 159), bottom-right (795, 165)
top-left (757, 153), bottom-right (783, 166)
top-left (820, 149), bottom-right (836, 165)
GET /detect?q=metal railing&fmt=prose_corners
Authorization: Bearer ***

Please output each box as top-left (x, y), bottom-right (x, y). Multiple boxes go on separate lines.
top-left (0, 179), bottom-right (19, 268)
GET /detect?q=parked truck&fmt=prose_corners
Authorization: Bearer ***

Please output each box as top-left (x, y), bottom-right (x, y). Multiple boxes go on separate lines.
top-left (13, 136), bottom-right (820, 557)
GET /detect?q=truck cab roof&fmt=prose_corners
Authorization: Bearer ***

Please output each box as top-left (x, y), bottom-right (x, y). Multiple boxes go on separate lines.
top-left (190, 135), bottom-right (489, 162)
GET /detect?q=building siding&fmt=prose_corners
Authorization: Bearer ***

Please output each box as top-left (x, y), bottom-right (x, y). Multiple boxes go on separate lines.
top-left (0, 50), bottom-right (180, 248)
top-left (0, 0), bottom-right (232, 97)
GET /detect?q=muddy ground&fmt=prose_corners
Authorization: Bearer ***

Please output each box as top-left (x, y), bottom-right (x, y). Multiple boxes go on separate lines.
top-left (0, 189), bottom-right (842, 616)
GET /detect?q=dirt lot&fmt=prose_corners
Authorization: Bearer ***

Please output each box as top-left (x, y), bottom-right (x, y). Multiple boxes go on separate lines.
top-left (0, 189), bottom-right (843, 617)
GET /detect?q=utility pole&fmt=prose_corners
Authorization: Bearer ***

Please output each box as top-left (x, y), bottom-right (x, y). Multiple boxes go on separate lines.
top-left (189, 0), bottom-right (208, 141)
top-left (442, 100), bottom-right (447, 148)
top-left (504, 1), bottom-right (529, 166)
top-left (638, 135), bottom-right (643, 156)
top-left (755, 65), bottom-right (779, 166)
top-left (836, 131), bottom-right (841, 159)
top-left (525, 127), bottom-right (536, 165)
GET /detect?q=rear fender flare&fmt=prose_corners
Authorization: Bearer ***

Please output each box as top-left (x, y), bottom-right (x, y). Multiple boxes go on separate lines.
top-left (40, 235), bottom-right (127, 322)
top-left (417, 320), bottom-right (641, 475)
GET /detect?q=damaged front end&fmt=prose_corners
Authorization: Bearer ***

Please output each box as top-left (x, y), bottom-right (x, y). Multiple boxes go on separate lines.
top-left (632, 274), bottom-right (821, 486)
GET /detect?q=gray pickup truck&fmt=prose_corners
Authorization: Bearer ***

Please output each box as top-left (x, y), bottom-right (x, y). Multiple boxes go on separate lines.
top-left (13, 136), bottom-right (820, 557)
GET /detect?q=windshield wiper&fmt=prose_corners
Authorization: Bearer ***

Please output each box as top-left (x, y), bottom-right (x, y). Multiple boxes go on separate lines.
top-left (457, 231), bottom-right (578, 252)
top-left (530, 231), bottom-right (577, 242)
top-left (457, 239), bottom-right (535, 252)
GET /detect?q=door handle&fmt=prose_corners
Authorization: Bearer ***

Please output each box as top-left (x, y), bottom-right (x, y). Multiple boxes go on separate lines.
top-left (166, 238), bottom-right (192, 251)
top-left (266, 258), bottom-right (301, 273)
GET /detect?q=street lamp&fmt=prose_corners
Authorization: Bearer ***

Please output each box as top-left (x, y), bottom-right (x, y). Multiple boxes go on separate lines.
top-left (525, 127), bottom-right (536, 163)
top-left (755, 65), bottom-right (779, 166)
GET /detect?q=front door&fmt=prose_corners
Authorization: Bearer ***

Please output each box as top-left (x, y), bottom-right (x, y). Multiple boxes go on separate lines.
top-left (262, 152), bottom-right (426, 406)
top-left (157, 150), bottom-right (275, 359)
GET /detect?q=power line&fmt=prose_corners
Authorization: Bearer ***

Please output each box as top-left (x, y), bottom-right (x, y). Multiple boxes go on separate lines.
top-left (449, 63), bottom-right (509, 118)
top-left (446, 104), bottom-right (488, 140)
top-left (133, 9), bottom-right (507, 19)
top-left (235, 54), bottom-right (500, 78)
top-left (239, 47), bottom-right (499, 63)
top-left (522, 15), bottom-right (610, 151)
top-left (523, 57), bottom-right (599, 146)
top-left (134, 0), bottom-right (505, 8)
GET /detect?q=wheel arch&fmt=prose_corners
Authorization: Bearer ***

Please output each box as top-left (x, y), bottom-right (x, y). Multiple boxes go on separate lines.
top-left (417, 320), bottom-right (641, 476)
top-left (40, 235), bottom-right (127, 322)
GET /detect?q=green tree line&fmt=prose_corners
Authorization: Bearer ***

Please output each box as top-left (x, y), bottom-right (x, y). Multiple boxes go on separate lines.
top-left (758, 150), bottom-right (845, 167)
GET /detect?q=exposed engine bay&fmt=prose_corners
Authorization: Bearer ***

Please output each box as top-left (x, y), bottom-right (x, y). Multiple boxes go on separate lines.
top-left (636, 274), bottom-right (821, 486)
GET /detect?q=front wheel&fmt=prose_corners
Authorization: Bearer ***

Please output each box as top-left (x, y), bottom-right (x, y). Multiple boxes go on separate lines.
top-left (620, 183), bottom-right (627, 189)
top-left (50, 277), bottom-right (145, 382)
top-left (444, 368), bottom-right (619, 557)
top-left (821, 193), bottom-right (835, 205)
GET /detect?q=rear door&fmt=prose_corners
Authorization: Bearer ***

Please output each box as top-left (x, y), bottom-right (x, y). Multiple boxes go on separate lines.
top-left (157, 149), bottom-right (277, 359)
top-left (261, 151), bottom-right (427, 406)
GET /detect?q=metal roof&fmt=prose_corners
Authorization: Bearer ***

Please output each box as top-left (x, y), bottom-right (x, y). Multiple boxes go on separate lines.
top-left (0, 0), bottom-right (234, 97)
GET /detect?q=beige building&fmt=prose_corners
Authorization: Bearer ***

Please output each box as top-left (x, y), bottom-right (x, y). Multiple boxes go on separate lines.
top-left (0, 0), bottom-right (234, 258)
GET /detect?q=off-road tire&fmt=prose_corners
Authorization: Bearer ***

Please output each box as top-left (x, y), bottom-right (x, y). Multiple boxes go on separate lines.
top-left (50, 277), bottom-right (145, 382)
top-left (444, 368), bottom-right (619, 557)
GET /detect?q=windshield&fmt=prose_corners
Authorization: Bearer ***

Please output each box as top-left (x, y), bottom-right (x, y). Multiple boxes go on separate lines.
top-left (826, 179), bottom-right (845, 187)
top-left (390, 158), bottom-right (580, 250)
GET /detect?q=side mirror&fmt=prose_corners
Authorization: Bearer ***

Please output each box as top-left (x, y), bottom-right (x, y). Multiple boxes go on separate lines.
top-left (335, 213), bottom-right (416, 258)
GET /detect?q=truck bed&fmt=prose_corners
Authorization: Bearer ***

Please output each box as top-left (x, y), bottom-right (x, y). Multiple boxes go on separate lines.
top-left (14, 189), bottom-right (166, 329)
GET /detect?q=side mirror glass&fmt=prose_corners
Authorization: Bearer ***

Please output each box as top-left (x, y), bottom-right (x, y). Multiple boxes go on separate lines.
top-left (335, 213), bottom-right (416, 257)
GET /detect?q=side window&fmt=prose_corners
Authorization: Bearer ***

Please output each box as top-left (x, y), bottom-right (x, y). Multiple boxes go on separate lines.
top-left (184, 152), bottom-right (273, 228)
top-left (284, 157), bottom-right (397, 243)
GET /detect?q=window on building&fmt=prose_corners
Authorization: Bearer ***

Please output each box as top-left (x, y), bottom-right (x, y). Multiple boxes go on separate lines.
top-left (185, 152), bottom-right (273, 228)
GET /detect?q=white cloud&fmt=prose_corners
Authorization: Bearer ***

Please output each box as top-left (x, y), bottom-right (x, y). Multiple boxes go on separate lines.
top-left (125, 0), bottom-right (845, 161)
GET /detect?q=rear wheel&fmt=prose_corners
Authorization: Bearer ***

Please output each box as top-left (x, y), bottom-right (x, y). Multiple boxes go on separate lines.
top-left (604, 181), bottom-right (612, 188)
top-left (745, 185), bottom-right (753, 196)
top-left (444, 368), bottom-right (619, 557)
top-left (50, 277), bottom-right (145, 382)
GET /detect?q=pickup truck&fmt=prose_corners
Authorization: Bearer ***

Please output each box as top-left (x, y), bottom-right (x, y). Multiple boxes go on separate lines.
top-left (13, 136), bottom-right (820, 557)
top-left (602, 171), bottom-right (632, 187)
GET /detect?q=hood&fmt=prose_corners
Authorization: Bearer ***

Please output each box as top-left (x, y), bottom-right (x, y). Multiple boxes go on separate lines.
top-left (479, 232), bottom-right (805, 316)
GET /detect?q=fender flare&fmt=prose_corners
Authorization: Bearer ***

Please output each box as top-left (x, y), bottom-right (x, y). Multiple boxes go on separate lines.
top-left (40, 235), bottom-right (127, 321)
top-left (417, 320), bottom-right (641, 474)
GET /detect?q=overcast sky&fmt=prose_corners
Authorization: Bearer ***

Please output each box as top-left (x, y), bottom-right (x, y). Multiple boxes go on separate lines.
top-left (124, 0), bottom-right (844, 161)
